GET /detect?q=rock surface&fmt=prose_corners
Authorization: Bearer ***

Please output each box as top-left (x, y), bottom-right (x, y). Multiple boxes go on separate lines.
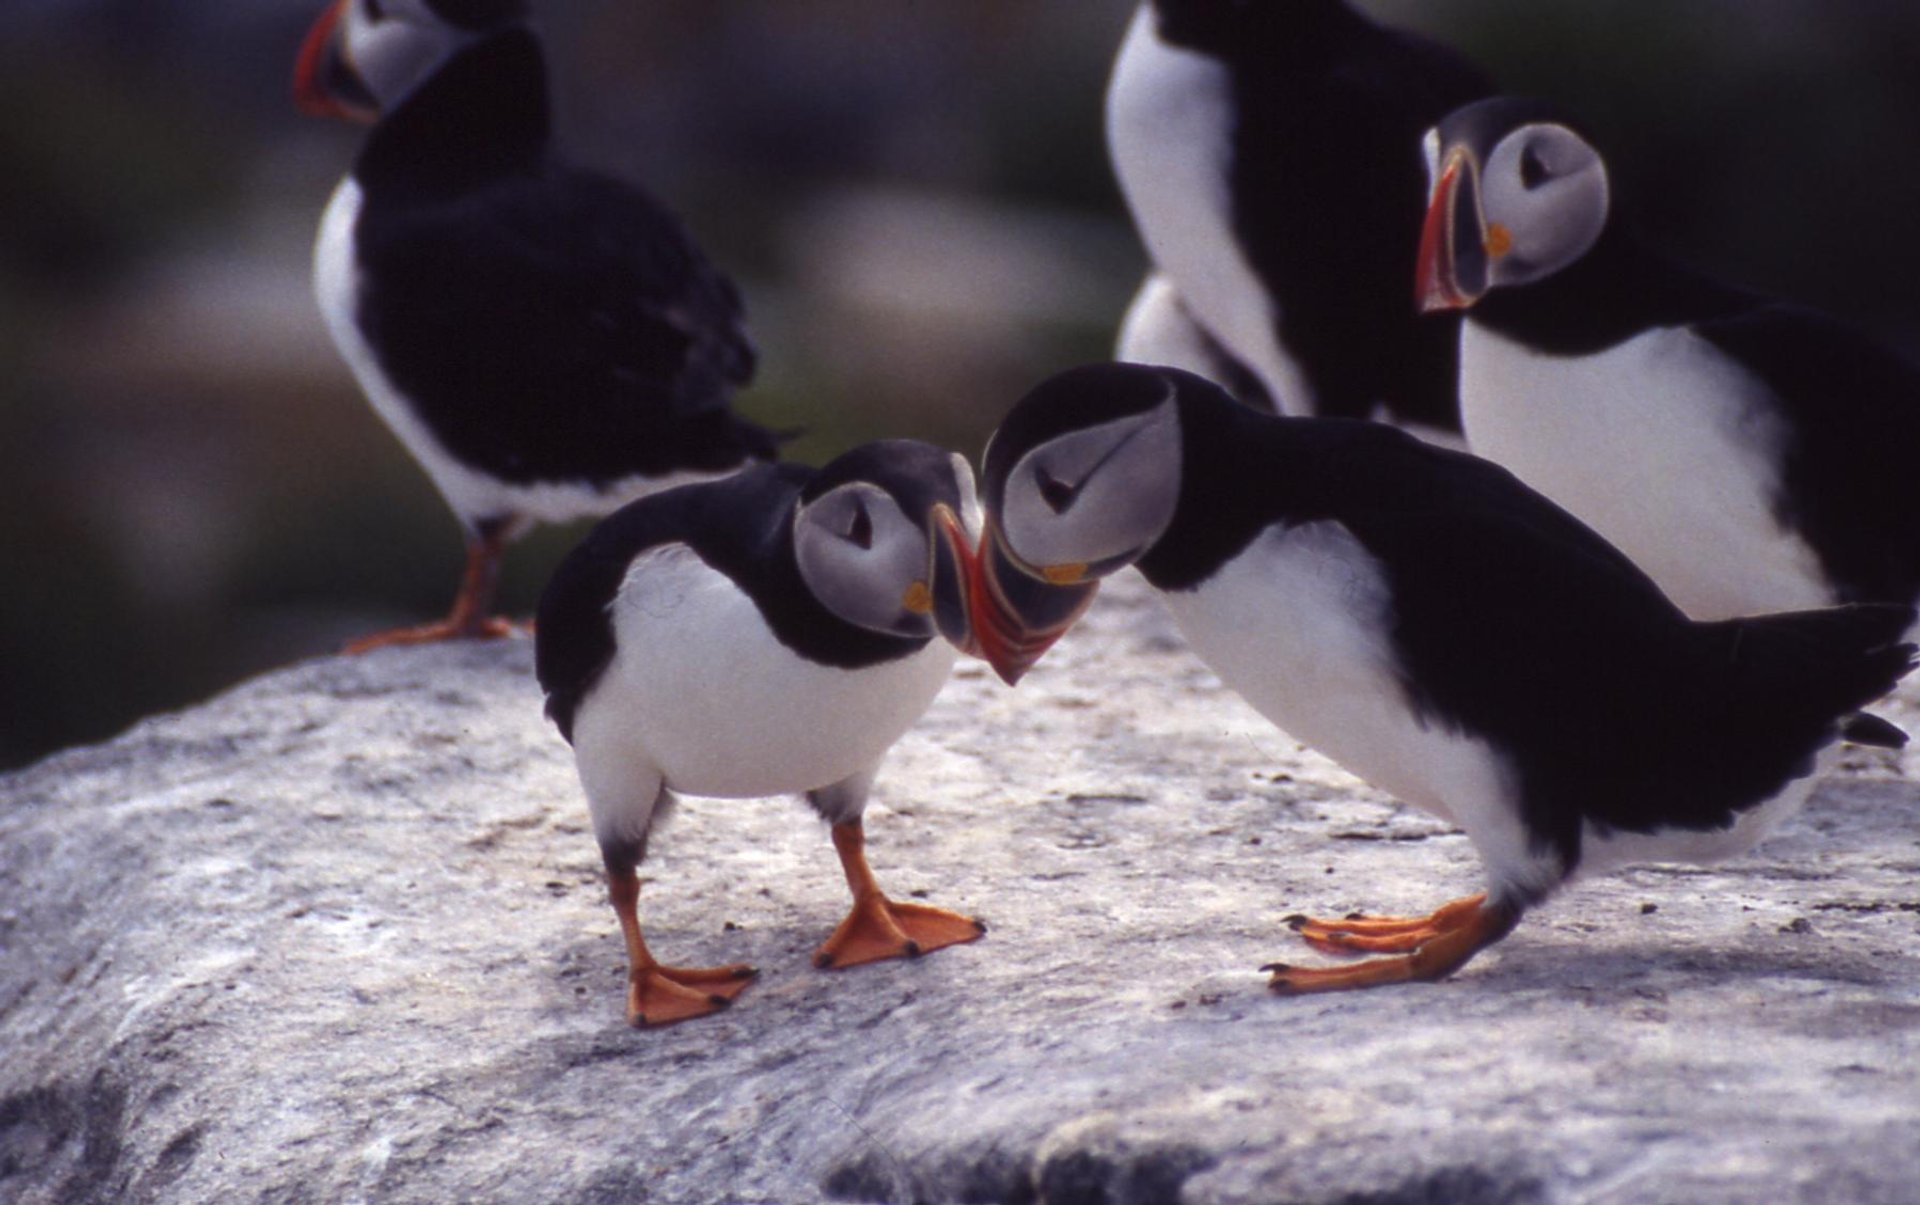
top-left (4, 574), bottom-right (1920, 1204)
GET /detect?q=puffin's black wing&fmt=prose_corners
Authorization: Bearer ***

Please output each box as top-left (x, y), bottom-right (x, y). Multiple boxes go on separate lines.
top-left (1694, 303), bottom-right (1920, 608)
top-left (535, 464), bottom-right (809, 742)
top-left (1280, 421), bottom-right (1910, 864)
top-left (356, 164), bottom-right (770, 488)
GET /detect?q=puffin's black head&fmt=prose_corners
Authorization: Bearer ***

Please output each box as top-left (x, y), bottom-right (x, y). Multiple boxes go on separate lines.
top-left (295, 0), bottom-right (531, 123)
top-left (792, 440), bottom-right (985, 652)
top-left (1416, 96), bottom-right (1612, 312)
top-left (423, 0), bottom-right (528, 30)
top-left (1149, 0), bottom-right (1363, 59)
top-left (973, 362), bottom-right (1192, 685)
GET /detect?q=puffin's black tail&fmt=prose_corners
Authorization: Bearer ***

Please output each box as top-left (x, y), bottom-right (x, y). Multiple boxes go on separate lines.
top-left (1841, 712), bottom-right (1909, 750)
top-left (1700, 602), bottom-right (1916, 757)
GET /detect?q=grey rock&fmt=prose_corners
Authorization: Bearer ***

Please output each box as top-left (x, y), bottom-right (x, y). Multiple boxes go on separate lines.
top-left (4, 574), bottom-right (1919, 1204)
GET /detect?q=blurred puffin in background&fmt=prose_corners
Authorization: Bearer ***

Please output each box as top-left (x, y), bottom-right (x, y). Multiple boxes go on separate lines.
top-left (1106, 0), bottom-right (1492, 428)
top-left (295, 0), bottom-right (776, 652)
top-left (536, 440), bottom-right (988, 1026)
top-left (971, 362), bottom-right (1913, 993)
top-left (1419, 96), bottom-right (1920, 631)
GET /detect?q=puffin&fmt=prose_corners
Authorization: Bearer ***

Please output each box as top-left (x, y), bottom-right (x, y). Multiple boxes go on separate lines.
top-left (295, 0), bottom-right (776, 652)
top-left (535, 440), bottom-right (987, 1026)
top-left (970, 362), bottom-right (1914, 993)
top-left (1106, 0), bottom-right (1492, 427)
top-left (1418, 96), bottom-right (1920, 630)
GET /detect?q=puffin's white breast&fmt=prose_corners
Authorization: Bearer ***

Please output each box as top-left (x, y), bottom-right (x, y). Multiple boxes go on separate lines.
top-left (573, 544), bottom-right (955, 805)
top-left (1460, 322), bottom-right (1833, 619)
top-left (1106, 6), bottom-right (1314, 413)
top-left (1157, 522), bottom-right (1560, 901)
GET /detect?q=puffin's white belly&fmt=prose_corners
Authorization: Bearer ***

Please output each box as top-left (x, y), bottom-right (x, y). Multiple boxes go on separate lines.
top-left (572, 544), bottom-right (954, 814)
top-left (313, 179), bottom-right (720, 532)
top-left (1106, 6), bottom-right (1314, 414)
top-left (1157, 523), bottom-right (1560, 901)
top-left (1460, 322), bottom-right (1833, 619)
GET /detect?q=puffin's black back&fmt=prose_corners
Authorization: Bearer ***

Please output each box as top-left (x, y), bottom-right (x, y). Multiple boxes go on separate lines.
top-left (1130, 372), bottom-right (1913, 872)
top-left (536, 463), bottom-right (931, 742)
top-left (424, 0), bottom-right (527, 30)
top-left (1148, 0), bottom-right (1494, 426)
top-left (1697, 305), bottom-right (1920, 608)
top-left (351, 30), bottom-right (772, 490)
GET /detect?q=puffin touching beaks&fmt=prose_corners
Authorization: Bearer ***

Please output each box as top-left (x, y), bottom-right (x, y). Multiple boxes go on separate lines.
top-left (1418, 96), bottom-right (1920, 630)
top-left (973, 363), bottom-right (1914, 993)
top-left (1106, 0), bottom-right (1492, 426)
top-left (295, 0), bottom-right (776, 653)
top-left (535, 441), bottom-right (987, 1027)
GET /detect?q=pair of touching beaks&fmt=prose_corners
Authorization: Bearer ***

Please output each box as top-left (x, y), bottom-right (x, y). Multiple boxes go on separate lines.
top-left (941, 503), bottom-right (1099, 689)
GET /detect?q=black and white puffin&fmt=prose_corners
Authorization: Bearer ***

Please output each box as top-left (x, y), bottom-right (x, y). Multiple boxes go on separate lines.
top-left (1106, 0), bottom-right (1492, 426)
top-left (535, 440), bottom-right (986, 1026)
top-left (972, 362), bottom-right (1914, 993)
top-left (295, 0), bottom-right (776, 652)
top-left (1418, 96), bottom-right (1920, 629)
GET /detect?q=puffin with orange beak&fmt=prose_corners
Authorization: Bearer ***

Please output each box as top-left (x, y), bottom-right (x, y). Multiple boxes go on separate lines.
top-left (535, 441), bottom-right (988, 1027)
top-left (976, 361), bottom-right (1913, 995)
top-left (1106, 0), bottom-right (1493, 426)
top-left (1418, 96), bottom-right (1920, 632)
top-left (296, 0), bottom-right (776, 653)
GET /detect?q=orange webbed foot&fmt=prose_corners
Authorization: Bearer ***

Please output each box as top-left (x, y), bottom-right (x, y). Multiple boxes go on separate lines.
top-left (1285, 892), bottom-right (1489, 955)
top-left (342, 615), bottom-right (519, 654)
top-left (1266, 896), bottom-right (1518, 995)
top-left (813, 893), bottom-right (986, 970)
top-left (626, 962), bottom-right (758, 1028)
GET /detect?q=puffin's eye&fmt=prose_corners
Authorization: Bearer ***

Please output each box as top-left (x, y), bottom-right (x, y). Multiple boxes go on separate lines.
top-left (1520, 145), bottom-right (1551, 190)
top-left (1036, 466), bottom-right (1077, 515)
top-left (363, 0), bottom-right (386, 20)
top-left (845, 500), bottom-right (873, 549)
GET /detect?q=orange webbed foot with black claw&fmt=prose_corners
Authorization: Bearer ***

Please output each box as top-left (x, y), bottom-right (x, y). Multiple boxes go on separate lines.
top-left (344, 524), bottom-right (519, 653)
top-left (813, 892), bottom-right (985, 969)
top-left (813, 819), bottom-right (984, 969)
top-left (626, 961), bottom-right (758, 1028)
top-left (1266, 895), bottom-right (1519, 994)
top-left (1285, 892), bottom-right (1489, 955)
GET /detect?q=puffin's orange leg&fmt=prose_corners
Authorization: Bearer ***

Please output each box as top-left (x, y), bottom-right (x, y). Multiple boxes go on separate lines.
top-left (344, 521), bottom-right (520, 653)
top-left (813, 820), bottom-right (985, 969)
top-left (605, 859), bottom-right (755, 1027)
top-left (1266, 898), bottom-right (1520, 994)
top-left (1288, 892), bottom-right (1489, 954)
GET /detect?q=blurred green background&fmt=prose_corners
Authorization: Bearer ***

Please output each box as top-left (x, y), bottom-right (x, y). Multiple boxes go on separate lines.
top-left (3, 1), bottom-right (1918, 769)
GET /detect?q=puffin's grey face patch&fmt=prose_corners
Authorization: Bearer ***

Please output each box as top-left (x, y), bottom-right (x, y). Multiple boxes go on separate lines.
top-left (1480, 122), bottom-right (1610, 288)
top-left (999, 397), bottom-right (1182, 575)
top-left (342, 0), bottom-right (478, 110)
top-left (794, 483), bottom-right (934, 638)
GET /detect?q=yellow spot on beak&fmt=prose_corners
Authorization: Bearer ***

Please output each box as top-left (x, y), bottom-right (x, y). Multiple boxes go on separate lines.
top-left (1042, 563), bottom-right (1088, 586)
top-left (903, 580), bottom-right (933, 615)
top-left (1485, 222), bottom-right (1514, 259)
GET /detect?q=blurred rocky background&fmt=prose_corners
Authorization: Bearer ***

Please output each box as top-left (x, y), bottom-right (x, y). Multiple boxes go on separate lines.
top-left (4, 0), bottom-right (1919, 770)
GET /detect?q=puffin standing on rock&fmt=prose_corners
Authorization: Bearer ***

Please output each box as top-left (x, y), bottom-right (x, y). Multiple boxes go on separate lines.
top-left (1106, 0), bottom-right (1492, 425)
top-left (535, 441), bottom-right (988, 1027)
top-left (1418, 96), bottom-right (1920, 628)
top-left (295, 0), bottom-right (776, 652)
top-left (971, 363), bottom-right (1914, 993)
